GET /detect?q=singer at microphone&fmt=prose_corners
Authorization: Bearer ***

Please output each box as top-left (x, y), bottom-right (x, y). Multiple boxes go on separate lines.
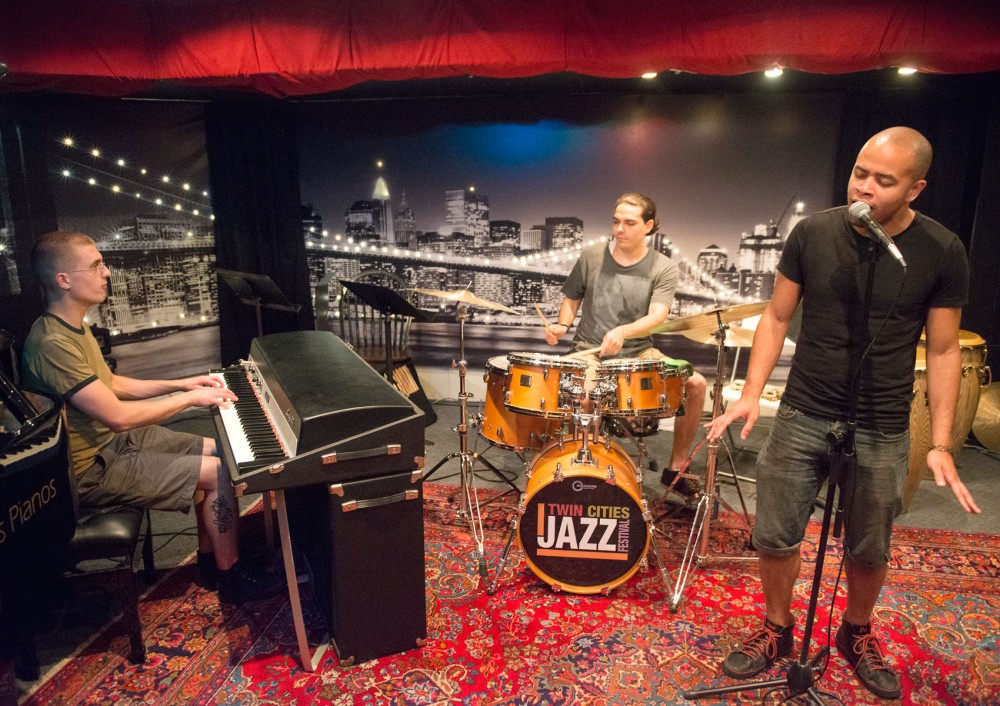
top-left (849, 200), bottom-right (907, 268)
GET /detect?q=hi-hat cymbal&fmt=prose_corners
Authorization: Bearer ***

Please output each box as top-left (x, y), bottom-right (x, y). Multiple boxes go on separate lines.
top-left (681, 325), bottom-right (757, 348)
top-left (650, 301), bottom-right (769, 334)
top-left (407, 287), bottom-right (519, 314)
top-left (972, 382), bottom-right (1000, 452)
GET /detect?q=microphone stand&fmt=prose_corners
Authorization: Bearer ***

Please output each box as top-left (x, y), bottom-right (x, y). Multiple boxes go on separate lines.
top-left (684, 240), bottom-right (882, 704)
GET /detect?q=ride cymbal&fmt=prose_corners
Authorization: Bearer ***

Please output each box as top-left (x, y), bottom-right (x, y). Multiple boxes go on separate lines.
top-left (407, 287), bottom-right (519, 314)
top-left (650, 301), bottom-right (769, 334)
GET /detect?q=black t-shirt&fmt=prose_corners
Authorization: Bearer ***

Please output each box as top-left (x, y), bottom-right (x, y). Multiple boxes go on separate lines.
top-left (780, 206), bottom-right (969, 432)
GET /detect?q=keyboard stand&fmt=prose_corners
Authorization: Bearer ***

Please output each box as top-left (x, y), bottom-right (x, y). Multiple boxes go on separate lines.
top-left (276, 489), bottom-right (329, 671)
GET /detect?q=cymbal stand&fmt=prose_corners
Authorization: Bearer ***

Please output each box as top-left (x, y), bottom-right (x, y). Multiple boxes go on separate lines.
top-left (665, 317), bottom-right (754, 611)
top-left (423, 302), bottom-right (519, 578)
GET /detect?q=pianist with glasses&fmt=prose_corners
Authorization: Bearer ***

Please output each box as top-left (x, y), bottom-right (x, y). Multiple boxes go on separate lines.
top-left (20, 230), bottom-right (283, 603)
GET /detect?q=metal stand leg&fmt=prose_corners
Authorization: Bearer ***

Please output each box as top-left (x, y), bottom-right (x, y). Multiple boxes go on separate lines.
top-left (275, 490), bottom-right (328, 672)
top-left (486, 493), bottom-right (525, 595)
top-left (641, 498), bottom-right (675, 593)
top-left (664, 322), bottom-right (756, 611)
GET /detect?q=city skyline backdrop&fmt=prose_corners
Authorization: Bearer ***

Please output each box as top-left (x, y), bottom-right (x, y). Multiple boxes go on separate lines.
top-left (296, 91), bottom-right (842, 263)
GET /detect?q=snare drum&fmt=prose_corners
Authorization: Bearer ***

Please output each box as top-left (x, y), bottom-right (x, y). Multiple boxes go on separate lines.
top-left (505, 352), bottom-right (586, 419)
top-left (905, 330), bottom-right (990, 508)
top-left (480, 355), bottom-right (562, 451)
top-left (517, 439), bottom-right (649, 594)
top-left (597, 357), bottom-right (690, 418)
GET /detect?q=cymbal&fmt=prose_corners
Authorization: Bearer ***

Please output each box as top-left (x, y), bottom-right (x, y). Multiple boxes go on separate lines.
top-left (681, 325), bottom-right (756, 348)
top-left (407, 287), bottom-right (519, 314)
top-left (650, 301), bottom-right (769, 334)
top-left (972, 382), bottom-right (1000, 452)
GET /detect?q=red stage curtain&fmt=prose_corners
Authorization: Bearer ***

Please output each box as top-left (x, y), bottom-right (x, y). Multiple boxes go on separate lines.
top-left (1, 1), bottom-right (999, 97)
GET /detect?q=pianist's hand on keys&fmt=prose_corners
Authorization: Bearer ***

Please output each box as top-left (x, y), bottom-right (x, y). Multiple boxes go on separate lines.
top-left (182, 375), bottom-right (237, 409)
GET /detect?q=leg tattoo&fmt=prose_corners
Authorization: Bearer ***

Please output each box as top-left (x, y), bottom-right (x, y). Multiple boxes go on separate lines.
top-left (212, 495), bottom-right (235, 533)
top-left (212, 462), bottom-right (235, 533)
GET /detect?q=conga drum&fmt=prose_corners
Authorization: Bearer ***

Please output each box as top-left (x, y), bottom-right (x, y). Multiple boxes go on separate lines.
top-left (904, 330), bottom-right (990, 509)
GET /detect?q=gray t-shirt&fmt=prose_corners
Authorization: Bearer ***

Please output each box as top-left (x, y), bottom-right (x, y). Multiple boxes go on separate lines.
top-left (562, 241), bottom-right (679, 357)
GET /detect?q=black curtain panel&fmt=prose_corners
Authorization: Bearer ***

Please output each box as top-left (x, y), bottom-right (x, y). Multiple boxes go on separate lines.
top-left (832, 73), bottom-right (1000, 349)
top-left (205, 100), bottom-right (314, 366)
top-left (0, 100), bottom-right (60, 347)
top-left (964, 99), bottom-right (1000, 351)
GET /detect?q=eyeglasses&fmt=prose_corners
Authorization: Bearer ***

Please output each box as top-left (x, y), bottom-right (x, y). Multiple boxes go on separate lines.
top-left (65, 261), bottom-right (111, 275)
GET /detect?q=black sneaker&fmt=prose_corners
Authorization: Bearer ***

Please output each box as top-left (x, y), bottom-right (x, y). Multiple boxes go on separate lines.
top-left (835, 620), bottom-right (901, 699)
top-left (217, 560), bottom-right (287, 603)
top-left (722, 618), bottom-right (794, 679)
top-left (196, 551), bottom-right (217, 590)
top-left (660, 467), bottom-right (703, 499)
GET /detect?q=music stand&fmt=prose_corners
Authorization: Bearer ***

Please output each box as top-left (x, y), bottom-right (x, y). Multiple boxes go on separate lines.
top-left (339, 279), bottom-right (435, 380)
top-left (217, 268), bottom-right (301, 339)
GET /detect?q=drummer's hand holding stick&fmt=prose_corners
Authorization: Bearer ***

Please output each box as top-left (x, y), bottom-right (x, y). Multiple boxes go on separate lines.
top-left (536, 304), bottom-right (564, 345)
top-left (541, 300), bottom-right (580, 346)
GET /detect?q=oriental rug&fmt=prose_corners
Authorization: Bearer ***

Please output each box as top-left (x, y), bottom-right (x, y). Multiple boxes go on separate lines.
top-left (14, 484), bottom-right (1000, 705)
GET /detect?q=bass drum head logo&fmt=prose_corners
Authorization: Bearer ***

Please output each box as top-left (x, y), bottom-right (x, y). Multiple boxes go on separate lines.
top-left (518, 477), bottom-right (647, 591)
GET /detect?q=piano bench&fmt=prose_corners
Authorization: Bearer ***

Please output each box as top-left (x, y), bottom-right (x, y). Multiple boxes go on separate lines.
top-left (66, 506), bottom-right (155, 664)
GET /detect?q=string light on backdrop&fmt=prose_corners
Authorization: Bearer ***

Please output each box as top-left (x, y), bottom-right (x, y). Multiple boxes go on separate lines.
top-left (54, 136), bottom-right (214, 221)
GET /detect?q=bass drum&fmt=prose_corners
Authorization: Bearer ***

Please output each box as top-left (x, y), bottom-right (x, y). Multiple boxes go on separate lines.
top-left (517, 439), bottom-right (649, 594)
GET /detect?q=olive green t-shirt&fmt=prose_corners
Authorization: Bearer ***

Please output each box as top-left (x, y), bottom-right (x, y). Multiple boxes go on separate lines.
top-left (22, 313), bottom-right (115, 474)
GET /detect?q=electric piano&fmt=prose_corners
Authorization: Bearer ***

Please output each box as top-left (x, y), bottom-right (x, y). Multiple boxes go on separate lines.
top-left (211, 330), bottom-right (425, 494)
top-left (210, 330), bottom-right (426, 669)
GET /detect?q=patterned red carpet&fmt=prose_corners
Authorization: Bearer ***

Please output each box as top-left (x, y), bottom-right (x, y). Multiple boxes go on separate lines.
top-left (17, 484), bottom-right (1000, 705)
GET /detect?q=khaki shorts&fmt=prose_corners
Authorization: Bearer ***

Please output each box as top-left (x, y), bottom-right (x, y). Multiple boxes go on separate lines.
top-left (77, 426), bottom-right (204, 512)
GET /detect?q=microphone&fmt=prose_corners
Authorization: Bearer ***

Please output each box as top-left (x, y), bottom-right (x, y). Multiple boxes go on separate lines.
top-left (848, 201), bottom-right (906, 268)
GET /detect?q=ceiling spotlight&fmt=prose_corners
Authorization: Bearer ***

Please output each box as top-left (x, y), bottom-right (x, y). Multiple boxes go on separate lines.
top-left (764, 67), bottom-right (783, 79)
top-left (897, 67), bottom-right (918, 75)
top-left (641, 72), bottom-right (658, 80)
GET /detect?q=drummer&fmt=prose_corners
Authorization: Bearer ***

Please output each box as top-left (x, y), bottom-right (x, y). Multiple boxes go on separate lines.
top-left (545, 192), bottom-right (707, 498)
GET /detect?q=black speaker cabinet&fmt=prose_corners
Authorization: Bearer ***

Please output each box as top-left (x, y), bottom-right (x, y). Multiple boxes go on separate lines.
top-left (285, 470), bottom-right (426, 665)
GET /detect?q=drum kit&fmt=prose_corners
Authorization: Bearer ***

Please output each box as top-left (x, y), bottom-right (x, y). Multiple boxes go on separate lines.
top-left (413, 285), bottom-right (771, 603)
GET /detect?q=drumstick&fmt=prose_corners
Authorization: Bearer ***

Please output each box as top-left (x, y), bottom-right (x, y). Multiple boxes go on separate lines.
top-left (566, 346), bottom-right (602, 358)
top-left (533, 304), bottom-right (551, 328)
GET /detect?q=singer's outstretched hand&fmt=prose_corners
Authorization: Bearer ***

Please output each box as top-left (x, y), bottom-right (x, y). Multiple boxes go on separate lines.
top-left (927, 447), bottom-right (981, 514)
top-left (705, 396), bottom-right (760, 442)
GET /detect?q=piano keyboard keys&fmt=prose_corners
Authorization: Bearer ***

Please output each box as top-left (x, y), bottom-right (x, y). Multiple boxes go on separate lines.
top-left (213, 369), bottom-right (288, 472)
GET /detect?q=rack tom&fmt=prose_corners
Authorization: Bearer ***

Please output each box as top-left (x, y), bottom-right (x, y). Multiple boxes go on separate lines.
top-left (505, 352), bottom-right (586, 419)
top-left (597, 358), bottom-right (690, 418)
top-left (480, 355), bottom-right (562, 451)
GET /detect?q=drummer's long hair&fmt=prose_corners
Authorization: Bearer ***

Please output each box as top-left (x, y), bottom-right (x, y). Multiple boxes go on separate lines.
top-left (615, 193), bottom-right (659, 235)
